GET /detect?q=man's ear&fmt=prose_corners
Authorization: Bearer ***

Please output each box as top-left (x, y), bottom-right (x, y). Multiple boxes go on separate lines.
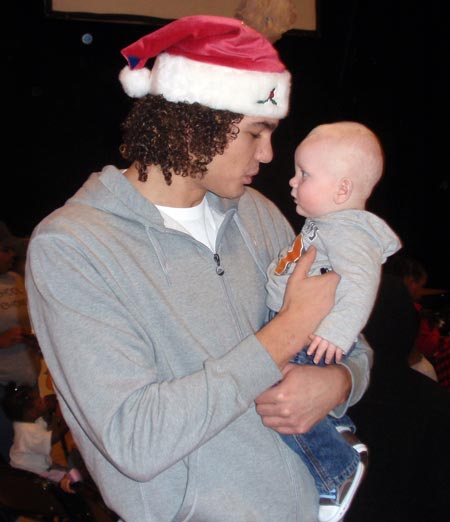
top-left (334, 177), bottom-right (353, 204)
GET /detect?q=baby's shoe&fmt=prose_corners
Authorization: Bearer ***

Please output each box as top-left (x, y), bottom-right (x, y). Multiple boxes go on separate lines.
top-left (318, 430), bottom-right (368, 522)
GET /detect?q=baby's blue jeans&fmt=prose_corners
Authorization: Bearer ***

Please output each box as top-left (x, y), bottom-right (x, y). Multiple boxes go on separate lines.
top-left (281, 349), bottom-right (360, 497)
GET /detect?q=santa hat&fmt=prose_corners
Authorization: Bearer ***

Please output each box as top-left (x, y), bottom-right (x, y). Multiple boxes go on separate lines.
top-left (119, 15), bottom-right (291, 118)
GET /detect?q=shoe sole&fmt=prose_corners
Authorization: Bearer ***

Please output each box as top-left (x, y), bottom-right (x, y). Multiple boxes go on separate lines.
top-left (318, 458), bottom-right (367, 522)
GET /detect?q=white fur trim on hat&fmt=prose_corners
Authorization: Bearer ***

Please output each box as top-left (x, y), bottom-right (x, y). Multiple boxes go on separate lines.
top-left (120, 53), bottom-right (291, 117)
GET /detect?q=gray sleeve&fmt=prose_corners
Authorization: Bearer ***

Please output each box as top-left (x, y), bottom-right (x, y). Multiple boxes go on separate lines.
top-left (314, 222), bottom-right (389, 352)
top-left (331, 333), bottom-right (373, 418)
top-left (26, 234), bottom-right (282, 482)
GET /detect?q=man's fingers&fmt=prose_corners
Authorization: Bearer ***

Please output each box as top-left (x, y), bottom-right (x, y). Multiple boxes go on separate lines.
top-left (281, 362), bottom-right (297, 377)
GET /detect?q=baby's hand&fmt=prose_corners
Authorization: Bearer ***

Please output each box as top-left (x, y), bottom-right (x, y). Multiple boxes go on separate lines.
top-left (307, 335), bottom-right (344, 364)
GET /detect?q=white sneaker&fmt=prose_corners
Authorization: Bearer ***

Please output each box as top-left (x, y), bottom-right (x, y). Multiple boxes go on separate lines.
top-left (318, 431), bottom-right (368, 522)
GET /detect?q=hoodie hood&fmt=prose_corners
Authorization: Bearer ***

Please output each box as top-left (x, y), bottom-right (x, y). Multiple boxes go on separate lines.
top-left (67, 165), bottom-right (238, 230)
top-left (65, 165), bottom-right (270, 281)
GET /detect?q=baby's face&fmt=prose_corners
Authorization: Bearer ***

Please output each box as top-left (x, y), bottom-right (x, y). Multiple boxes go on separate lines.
top-left (289, 138), bottom-right (340, 218)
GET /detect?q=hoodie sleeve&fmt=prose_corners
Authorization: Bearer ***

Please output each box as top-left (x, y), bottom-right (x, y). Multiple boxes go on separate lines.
top-left (314, 212), bottom-right (402, 353)
top-left (26, 228), bottom-right (282, 482)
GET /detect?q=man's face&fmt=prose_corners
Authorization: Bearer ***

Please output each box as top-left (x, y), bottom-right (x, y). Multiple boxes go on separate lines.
top-left (194, 116), bottom-right (279, 199)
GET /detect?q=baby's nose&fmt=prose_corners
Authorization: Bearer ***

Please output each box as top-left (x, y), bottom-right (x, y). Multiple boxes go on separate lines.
top-left (289, 176), bottom-right (298, 188)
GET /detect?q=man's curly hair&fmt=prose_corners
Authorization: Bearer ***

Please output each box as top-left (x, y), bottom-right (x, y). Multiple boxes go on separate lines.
top-left (120, 95), bottom-right (244, 185)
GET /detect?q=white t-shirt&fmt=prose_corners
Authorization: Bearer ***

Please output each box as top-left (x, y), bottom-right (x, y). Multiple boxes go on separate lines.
top-left (10, 417), bottom-right (52, 474)
top-left (156, 196), bottom-right (224, 251)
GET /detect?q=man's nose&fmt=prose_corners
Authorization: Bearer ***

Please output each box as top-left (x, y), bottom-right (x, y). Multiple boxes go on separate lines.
top-left (256, 140), bottom-right (274, 164)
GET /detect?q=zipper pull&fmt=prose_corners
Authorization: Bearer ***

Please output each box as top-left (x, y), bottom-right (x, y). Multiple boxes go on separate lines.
top-left (213, 253), bottom-right (225, 276)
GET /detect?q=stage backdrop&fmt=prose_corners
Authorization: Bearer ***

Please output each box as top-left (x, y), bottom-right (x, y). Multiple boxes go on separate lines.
top-left (49, 0), bottom-right (317, 32)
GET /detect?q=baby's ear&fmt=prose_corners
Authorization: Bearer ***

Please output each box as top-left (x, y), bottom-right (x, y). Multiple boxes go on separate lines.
top-left (335, 177), bottom-right (353, 204)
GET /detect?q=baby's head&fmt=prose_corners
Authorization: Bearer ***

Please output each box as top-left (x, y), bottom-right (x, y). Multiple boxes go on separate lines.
top-left (289, 121), bottom-right (384, 218)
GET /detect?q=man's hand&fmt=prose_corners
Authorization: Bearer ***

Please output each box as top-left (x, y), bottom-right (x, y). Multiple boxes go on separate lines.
top-left (256, 247), bottom-right (339, 367)
top-left (255, 362), bottom-right (351, 434)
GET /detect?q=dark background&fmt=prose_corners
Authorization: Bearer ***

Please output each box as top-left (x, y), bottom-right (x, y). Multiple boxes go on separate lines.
top-left (5, 0), bottom-right (449, 290)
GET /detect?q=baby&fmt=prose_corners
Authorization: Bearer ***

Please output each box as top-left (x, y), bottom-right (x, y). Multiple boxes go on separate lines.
top-left (266, 121), bottom-right (401, 522)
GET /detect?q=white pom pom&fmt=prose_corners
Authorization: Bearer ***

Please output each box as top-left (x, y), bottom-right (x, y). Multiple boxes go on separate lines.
top-left (119, 65), bottom-right (152, 98)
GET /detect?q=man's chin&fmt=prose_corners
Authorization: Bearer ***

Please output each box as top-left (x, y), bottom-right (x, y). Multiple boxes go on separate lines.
top-left (212, 186), bottom-right (245, 200)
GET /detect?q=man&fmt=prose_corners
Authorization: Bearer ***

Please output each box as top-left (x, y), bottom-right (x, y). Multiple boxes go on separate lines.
top-left (26, 16), bottom-right (372, 521)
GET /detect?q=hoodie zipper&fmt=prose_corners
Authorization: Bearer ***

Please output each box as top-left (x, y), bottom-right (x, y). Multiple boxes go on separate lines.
top-left (213, 253), bottom-right (225, 276)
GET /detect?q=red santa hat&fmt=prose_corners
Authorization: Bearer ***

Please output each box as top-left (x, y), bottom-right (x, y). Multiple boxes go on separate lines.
top-left (119, 15), bottom-right (291, 118)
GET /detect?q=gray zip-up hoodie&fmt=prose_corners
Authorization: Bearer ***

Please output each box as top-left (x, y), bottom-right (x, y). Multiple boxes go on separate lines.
top-left (26, 166), bottom-right (372, 521)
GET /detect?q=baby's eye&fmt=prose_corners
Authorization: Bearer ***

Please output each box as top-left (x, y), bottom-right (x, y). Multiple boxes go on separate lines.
top-left (301, 169), bottom-right (309, 178)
